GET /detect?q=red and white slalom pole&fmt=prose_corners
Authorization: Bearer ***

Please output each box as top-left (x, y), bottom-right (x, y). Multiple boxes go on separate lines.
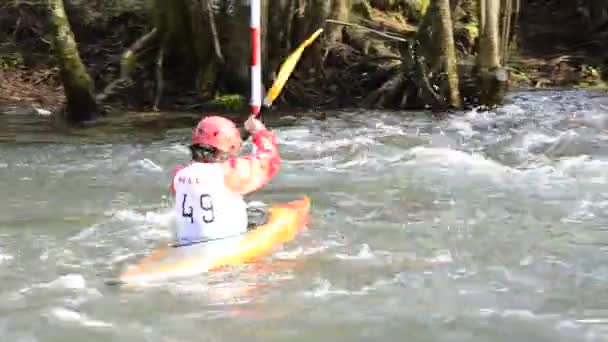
top-left (250, 0), bottom-right (262, 117)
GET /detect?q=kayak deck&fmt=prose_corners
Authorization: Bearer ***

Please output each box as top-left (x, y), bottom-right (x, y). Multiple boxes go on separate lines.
top-left (115, 196), bottom-right (310, 286)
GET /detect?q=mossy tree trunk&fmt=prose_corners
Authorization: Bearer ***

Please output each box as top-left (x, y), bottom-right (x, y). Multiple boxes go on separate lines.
top-left (479, 0), bottom-right (500, 69)
top-left (500, 0), bottom-right (513, 64)
top-left (47, 0), bottom-right (98, 122)
top-left (437, 0), bottom-right (462, 108)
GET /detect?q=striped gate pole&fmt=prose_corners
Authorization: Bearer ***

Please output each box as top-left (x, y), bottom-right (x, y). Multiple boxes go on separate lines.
top-left (250, 0), bottom-right (262, 117)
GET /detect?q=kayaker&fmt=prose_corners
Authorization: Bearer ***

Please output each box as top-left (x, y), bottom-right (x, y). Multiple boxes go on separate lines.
top-left (169, 114), bottom-right (280, 246)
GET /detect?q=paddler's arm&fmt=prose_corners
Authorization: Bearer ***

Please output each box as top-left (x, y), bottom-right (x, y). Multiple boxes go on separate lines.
top-left (223, 118), bottom-right (280, 195)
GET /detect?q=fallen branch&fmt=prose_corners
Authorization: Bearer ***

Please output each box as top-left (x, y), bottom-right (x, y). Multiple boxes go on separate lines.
top-left (363, 65), bottom-right (402, 107)
top-left (359, 18), bottom-right (417, 36)
top-left (325, 19), bottom-right (410, 43)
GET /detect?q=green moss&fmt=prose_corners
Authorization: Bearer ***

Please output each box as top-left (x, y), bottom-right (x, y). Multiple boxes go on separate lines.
top-left (352, 0), bottom-right (373, 19)
top-left (419, 0), bottom-right (430, 17)
top-left (208, 94), bottom-right (246, 111)
top-left (398, 0), bottom-right (430, 23)
top-left (464, 20), bottom-right (479, 41)
top-left (575, 81), bottom-right (608, 90)
top-left (0, 52), bottom-right (24, 71)
top-left (581, 64), bottom-right (600, 79)
top-left (575, 65), bottom-right (608, 89)
top-left (506, 66), bottom-right (531, 84)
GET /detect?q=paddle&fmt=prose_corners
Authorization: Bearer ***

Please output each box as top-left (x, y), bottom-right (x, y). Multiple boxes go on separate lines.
top-left (260, 28), bottom-right (324, 113)
top-left (241, 28), bottom-right (324, 140)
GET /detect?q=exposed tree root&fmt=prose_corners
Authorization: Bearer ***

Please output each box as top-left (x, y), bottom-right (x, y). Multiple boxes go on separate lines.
top-left (325, 19), bottom-right (410, 42)
top-left (363, 68), bottom-right (404, 108)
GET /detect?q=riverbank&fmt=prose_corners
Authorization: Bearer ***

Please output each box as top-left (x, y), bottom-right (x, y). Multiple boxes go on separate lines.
top-left (1, 0), bottom-right (607, 116)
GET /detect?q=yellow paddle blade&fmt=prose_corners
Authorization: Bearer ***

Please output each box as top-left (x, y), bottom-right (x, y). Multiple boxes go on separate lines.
top-left (263, 28), bottom-right (324, 107)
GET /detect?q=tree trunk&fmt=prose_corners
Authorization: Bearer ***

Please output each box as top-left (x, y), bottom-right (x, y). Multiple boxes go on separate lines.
top-left (477, 0), bottom-right (507, 105)
top-left (47, 0), bottom-right (98, 122)
top-left (301, 0), bottom-right (330, 69)
top-left (500, 0), bottom-right (513, 65)
top-left (437, 0), bottom-right (462, 108)
top-left (261, 0), bottom-right (271, 84)
top-left (478, 0), bottom-right (501, 68)
top-left (327, 0), bottom-right (350, 43)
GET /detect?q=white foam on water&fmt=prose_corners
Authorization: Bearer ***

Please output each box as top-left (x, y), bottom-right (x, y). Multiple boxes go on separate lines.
top-left (0, 251), bottom-right (14, 264)
top-left (112, 208), bottom-right (174, 227)
top-left (499, 103), bottom-right (527, 116)
top-left (425, 249), bottom-right (454, 264)
top-left (109, 251), bottom-right (137, 264)
top-left (274, 245), bottom-right (324, 260)
top-left (18, 274), bottom-right (100, 305)
top-left (557, 156), bottom-right (608, 183)
top-left (476, 307), bottom-right (605, 340)
top-left (68, 223), bottom-right (102, 242)
top-left (335, 244), bottom-right (375, 260)
top-left (47, 307), bottom-right (113, 328)
top-left (170, 144), bottom-right (190, 155)
top-left (576, 318), bottom-right (608, 324)
top-left (43, 273), bottom-right (87, 290)
top-left (402, 145), bottom-right (608, 201)
top-left (518, 132), bottom-right (560, 153)
top-left (334, 151), bottom-right (370, 170)
top-left (112, 209), bottom-right (147, 222)
top-left (247, 200), bottom-right (267, 208)
top-left (164, 276), bottom-right (272, 305)
top-left (132, 158), bottom-right (163, 172)
top-left (274, 237), bottom-right (343, 260)
top-left (562, 199), bottom-right (603, 223)
top-left (447, 119), bottom-right (477, 139)
top-left (303, 276), bottom-right (398, 299)
top-left (404, 146), bottom-right (515, 186)
top-left (556, 319), bottom-right (583, 331)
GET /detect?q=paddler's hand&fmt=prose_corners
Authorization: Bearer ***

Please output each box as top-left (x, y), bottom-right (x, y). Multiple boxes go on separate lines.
top-left (244, 115), bottom-right (266, 133)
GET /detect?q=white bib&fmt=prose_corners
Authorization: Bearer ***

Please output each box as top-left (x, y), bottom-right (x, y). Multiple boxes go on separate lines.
top-left (172, 162), bottom-right (247, 245)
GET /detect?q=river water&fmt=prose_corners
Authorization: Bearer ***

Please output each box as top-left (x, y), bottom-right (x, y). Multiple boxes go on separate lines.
top-left (1, 90), bottom-right (608, 341)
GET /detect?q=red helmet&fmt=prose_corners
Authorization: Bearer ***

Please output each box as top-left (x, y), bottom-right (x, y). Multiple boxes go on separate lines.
top-left (192, 115), bottom-right (241, 152)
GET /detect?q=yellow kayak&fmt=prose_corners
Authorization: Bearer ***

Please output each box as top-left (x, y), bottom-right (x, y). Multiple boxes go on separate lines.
top-left (112, 196), bottom-right (310, 286)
